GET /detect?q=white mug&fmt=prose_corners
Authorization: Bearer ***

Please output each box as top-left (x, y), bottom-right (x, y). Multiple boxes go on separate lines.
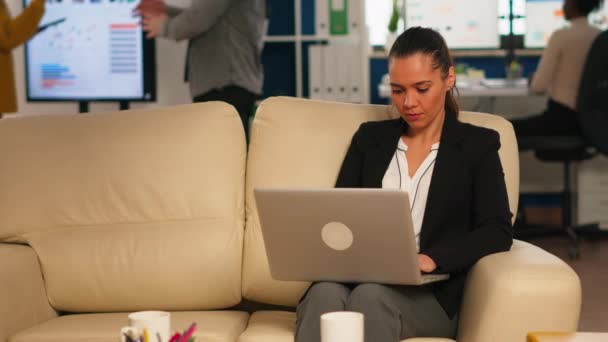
top-left (320, 311), bottom-right (364, 342)
top-left (127, 311), bottom-right (171, 342)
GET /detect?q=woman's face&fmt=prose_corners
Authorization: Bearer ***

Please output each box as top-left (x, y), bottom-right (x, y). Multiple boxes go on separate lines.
top-left (389, 53), bottom-right (455, 133)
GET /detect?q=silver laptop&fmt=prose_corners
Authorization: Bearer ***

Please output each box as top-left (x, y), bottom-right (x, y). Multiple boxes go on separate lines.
top-left (254, 188), bottom-right (449, 285)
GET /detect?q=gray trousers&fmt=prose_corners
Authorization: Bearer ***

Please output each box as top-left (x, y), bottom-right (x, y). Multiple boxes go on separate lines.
top-left (295, 282), bottom-right (457, 342)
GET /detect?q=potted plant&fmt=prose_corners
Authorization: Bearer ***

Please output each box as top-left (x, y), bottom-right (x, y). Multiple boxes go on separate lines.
top-left (385, 0), bottom-right (401, 52)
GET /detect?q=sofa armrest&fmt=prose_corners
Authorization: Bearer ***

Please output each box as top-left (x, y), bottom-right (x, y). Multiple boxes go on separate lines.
top-left (0, 243), bottom-right (57, 342)
top-left (457, 240), bottom-right (581, 342)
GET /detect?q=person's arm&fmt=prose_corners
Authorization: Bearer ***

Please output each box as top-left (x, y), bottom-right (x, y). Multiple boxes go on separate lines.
top-left (0, 0), bottom-right (44, 52)
top-left (335, 125), bottom-right (365, 188)
top-left (424, 130), bottom-right (513, 274)
top-left (161, 0), bottom-right (235, 41)
top-left (165, 5), bottom-right (183, 17)
top-left (530, 31), bottom-right (562, 95)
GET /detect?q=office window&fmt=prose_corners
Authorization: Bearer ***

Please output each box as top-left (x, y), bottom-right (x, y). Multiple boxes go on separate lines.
top-left (498, 0), bottom-right (511, 35)
top-left (499, 0), bottom-right (525, 35)
top-left (498, 0), bottom-right (526, 36)
top-left (366, 0), bottom-right (526, 47)
top-left (366, 0), bottom-right (404, 47)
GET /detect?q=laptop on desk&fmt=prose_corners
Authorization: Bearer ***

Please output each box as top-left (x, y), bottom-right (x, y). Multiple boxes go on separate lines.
top-left (253, 188), bottom-right (449, 285)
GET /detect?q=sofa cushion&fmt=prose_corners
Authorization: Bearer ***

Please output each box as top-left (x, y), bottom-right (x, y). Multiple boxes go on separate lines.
top-left (403, 339), bottom-right (456, 342)
top-left (457, 111), bottom-right (519, 222)
top-left (242, 97), bottom-right (395, 306)
top-left (237, 311), bottom-right (295, 342)
top-left (0, 244), bottom-right (57, 342)
top-left (0, 103), bottom-right (247, 312)
top-left (242, 97), bottom-right (520, 307)
top-left (236, 311), bottom-right (455, 342)
top-left (10, 311), bottom-right (249, 342)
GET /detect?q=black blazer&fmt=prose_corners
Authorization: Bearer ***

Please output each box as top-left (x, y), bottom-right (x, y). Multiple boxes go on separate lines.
top-left (335, 111), bottom-right (513, 318)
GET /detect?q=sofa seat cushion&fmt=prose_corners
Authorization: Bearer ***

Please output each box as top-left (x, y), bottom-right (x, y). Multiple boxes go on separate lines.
top-left (235, 311), bottom-right (455, 342)
top-left (237, 311), bottom-right (295, 342)
top-left (10, 311), bottom-right (249, 342)
top-left (403, 339), bottom-right (456, 342)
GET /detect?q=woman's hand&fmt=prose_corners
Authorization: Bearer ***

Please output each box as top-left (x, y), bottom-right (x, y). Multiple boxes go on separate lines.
top-left (418, 254), bottom-right (437, 273)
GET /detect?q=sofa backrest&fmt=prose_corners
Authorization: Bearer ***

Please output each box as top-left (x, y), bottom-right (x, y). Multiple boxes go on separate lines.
top-left (242, 97), bottom-right (520, 306)
top-left (0, 103), bottom-right (247, 312)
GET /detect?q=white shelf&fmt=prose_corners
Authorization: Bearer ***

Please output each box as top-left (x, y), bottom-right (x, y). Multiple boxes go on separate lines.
top-left (265, 35), bottom-right (328, 43)
top-left (266, 0), bottom-right (369, 101)
top-left (301, 35), bottom-right (328, 41)
top-left (264, 36), bottom-right (298, 42)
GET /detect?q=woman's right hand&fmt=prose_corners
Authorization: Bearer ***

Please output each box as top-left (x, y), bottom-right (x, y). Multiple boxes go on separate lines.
top-left (418, 254), bottom-right (437, 273)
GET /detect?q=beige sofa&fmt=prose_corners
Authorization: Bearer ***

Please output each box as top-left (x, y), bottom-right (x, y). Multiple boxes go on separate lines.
top-left (0, 97), bottom-right (581, 342)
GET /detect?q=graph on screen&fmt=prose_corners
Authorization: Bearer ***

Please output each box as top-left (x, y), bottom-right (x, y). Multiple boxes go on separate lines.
top-left (525, 0), bottom-right (567, 48)
top-left (405, 0), bottom-right (500, 49)
top-left (525, 0), bottom-right (607, 48)
top-left (24, 0), bottom-right (155, 101)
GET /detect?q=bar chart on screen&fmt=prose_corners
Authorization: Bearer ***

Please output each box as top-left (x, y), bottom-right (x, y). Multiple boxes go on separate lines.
top-left (23, 0), bottom-right (155, 102)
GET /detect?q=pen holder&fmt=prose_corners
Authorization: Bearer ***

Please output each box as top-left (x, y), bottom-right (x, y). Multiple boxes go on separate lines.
top-left (505, 63), bottom-right (523, 81)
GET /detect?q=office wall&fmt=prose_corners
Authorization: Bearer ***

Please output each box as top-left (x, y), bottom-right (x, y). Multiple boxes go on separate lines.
top-left (6, 0), bottom-right (192, 116)
top-left (6, 0), bottom-right (564, 193)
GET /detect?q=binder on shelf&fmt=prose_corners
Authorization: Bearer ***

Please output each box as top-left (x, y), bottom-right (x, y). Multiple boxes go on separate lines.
top-left (347, 45), bottom-right (363, 103)
top-left (315, 0), bottom-right (329, 38)
top-left (308, 45), bottom-right (324, 100)
top-left (347, 0), bottom-right (362, 34)
top-left (335, 44), bottom-right (350, 102)
top-left (329, 0), bottom-right (348, 36)
top-left (322, 45), bottom-right (338, 100)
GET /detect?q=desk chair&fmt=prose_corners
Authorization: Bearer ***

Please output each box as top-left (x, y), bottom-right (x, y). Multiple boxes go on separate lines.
top-left (515, 30), bottom-right (608, 259)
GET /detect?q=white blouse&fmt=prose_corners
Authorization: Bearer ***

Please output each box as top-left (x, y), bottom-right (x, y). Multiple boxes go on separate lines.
top-left (382, 138), bottom-right (439, 250)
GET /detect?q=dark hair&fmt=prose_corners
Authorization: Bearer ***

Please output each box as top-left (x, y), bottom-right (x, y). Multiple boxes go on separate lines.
top-left (388, 27), bottom-right (459, 116)
top-left (573, 0), bottom-right (605, 16)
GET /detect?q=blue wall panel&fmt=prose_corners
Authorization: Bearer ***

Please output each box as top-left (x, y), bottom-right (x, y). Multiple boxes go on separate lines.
top-left (267, 0), bottom-right (295, 35)
top-left (370, 58), bottom-right (389, 105)
top-left (302, 0), bottom-right (315, 35)
top-left (262, 43), bottom-right (296, 97)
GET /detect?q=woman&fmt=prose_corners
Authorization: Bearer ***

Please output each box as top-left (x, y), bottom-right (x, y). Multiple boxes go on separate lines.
top-left (0, 0), bottom-right (45, 118)
top-left (295, 27), bottom-right (513, 342)
top-left (512, 0), bottom-right (604, 139)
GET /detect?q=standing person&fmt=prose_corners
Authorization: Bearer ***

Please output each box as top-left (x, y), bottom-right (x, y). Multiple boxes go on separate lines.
top-left (0, 0), bottom-right (45, 118)
top-left (512, 0), bottom-right (604, 140)
top-left (135, 0), bottom-right (266, 138)
top-left (295, 27), bottom-right (513, 342)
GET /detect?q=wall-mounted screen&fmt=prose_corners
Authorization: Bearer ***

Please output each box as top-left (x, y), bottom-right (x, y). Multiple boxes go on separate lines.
top-left (23, 0), bottom-right (156, 102)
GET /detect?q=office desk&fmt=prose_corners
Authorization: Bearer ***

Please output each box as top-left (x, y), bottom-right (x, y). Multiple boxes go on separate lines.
top-left (378, 78), bottom-right (530, 97)
top-left (378, 78), bottom-right (539, 112)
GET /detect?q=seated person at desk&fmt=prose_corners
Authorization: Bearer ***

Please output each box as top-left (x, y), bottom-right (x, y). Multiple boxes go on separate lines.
top-left (511, 0), bottom-right (603, 140)
top-left (295, 27), bottom-right (513, 342)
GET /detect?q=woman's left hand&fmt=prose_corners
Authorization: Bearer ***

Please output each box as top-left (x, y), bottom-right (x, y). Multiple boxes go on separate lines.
top-left (418, 254), bottom-right (437, 273)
